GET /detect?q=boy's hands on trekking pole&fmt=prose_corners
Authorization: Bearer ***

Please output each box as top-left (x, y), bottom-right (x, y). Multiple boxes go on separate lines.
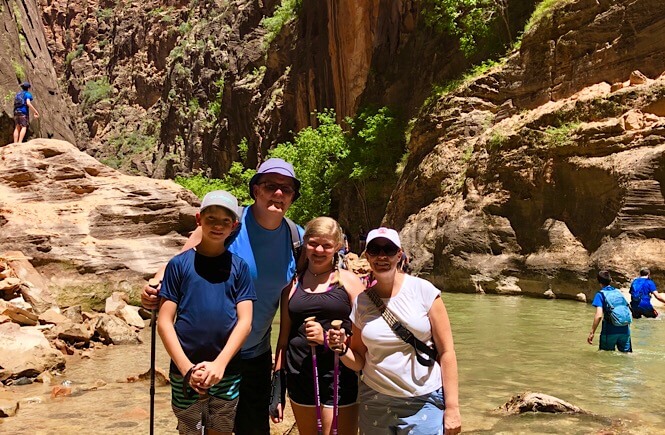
top-left (141, 281), bottom-right (161, 310)
top-left (305, 319), bottom-right (324, 345)
top-left (327, 328), bottom-right (347, 352)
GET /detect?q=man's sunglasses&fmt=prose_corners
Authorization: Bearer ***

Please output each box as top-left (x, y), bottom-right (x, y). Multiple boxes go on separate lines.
top-left (366, 243), bottom-right (400, 257)
top-left (258, 182), bottom-right (296, 195)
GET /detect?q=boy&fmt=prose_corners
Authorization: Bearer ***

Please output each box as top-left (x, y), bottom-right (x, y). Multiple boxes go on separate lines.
top-left (587, 270), bottom-right (632, 352)
top-left (158, 190), bottom-right (256, 435)
top-left (13, 82), bottom-right (39, 143)
top-left (629, 267), bottom-right (665, 318)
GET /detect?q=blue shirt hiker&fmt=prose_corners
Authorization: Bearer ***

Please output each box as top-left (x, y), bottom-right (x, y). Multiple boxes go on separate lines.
top-left (629, 268), bottom-right (665, 318)
top-left (588, 270), bottom-right (632, 352)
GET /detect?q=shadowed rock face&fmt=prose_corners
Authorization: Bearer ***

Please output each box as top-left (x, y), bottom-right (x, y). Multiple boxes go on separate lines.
top-left (0, 139), bottom-right (198, 293)
top-left (385, 0), bottom-right (665, 300)
top-left (0, 0), bottom-right (75, 145)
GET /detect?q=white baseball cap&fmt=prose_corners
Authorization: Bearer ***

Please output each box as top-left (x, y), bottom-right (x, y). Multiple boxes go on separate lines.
top-left (199, 190), bottom-right (239, 219)
top-left (366, 227), bottom-right (401, 248)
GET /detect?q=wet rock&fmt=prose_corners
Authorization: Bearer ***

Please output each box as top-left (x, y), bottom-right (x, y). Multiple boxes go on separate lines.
top-left (0, 398), bottom-right (19, 417)
top-left (50, 385), bottom-right (72, 398)
top-left (576, 293), bottom-right (587, 303)
top-left (0, 323), bottom-right (66, 381)
top-left (127, 367), bottom-right (169, 386)
top-left (94, 314), bottom-right (141, 345)
top-left (52, 322), bottom-right (94, 344)
top-left (498, 392), bottom-right (586, 415)
top-left (543, 289), bottom-right (556, 299)
top-left (12, 377), bottom-right (33, 386)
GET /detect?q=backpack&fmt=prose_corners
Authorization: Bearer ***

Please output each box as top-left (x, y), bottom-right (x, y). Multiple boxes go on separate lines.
top-left (13, 91), bottom-right (27, 113)
top-left (600, 287), bottom-right (632, 327)
top-left (227, 206), bottom-right (302, 262)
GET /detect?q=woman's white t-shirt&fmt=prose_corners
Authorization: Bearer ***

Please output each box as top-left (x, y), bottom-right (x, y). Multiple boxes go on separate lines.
top-left (350, 274), bottom-right (442, 397)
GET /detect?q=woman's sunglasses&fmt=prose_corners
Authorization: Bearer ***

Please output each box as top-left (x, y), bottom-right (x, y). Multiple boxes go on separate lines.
top-left (366, 243), bottom-right (400, 257)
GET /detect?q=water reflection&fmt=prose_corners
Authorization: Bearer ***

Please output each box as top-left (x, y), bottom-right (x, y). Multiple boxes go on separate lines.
top-left (2, 292), bottom-right (664, 434)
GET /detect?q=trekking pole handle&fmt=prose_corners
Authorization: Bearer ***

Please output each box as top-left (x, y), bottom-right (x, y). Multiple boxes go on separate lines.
top-left (148, 278), bottom-right (161, 289)
top-left (304, 317), bottom-right (318, 346)
top-left (330, 320), bottom-right (343, 352)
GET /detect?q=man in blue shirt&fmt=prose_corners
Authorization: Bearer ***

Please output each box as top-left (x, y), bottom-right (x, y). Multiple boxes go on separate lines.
top-left (143, 158), bottom-right (303, 434)
top-left (13, 82), bottom-right (39, 143)
top-left (629, 268), bottom-right (665, 318)
top-left (588, 270), bottom-right (632, 352)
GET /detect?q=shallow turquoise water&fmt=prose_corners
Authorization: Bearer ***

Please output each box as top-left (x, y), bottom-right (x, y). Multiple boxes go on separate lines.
top-left (2, 292), bottom-right (664, 434)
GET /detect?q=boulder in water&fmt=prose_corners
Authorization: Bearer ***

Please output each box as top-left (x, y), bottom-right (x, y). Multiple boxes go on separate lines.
top-left (499, 392), bottom-right (586, 414)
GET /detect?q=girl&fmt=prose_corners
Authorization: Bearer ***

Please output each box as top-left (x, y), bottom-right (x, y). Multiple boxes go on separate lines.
top-left (273, 217), bottom-right (364, 434)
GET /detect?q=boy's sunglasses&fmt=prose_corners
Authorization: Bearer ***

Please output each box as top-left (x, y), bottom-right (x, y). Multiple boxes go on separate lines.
top-left (366, 243), bottom-right (400, 257)
top-left (258, 182), bottom-right (295, 195)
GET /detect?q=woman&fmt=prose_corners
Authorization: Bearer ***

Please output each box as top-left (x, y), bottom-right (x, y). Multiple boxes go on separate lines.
top-left (329, 227), bottom-right (462, 435)
top-left (273, 217), bottom-right (364, 434)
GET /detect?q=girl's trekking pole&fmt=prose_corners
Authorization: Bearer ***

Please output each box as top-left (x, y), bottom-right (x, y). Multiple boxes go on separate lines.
top-left (148, 278), bottom-right (160, 435)
top-left (305, 316), bottom-right (323, 435)
top-left (330, 320), bottom-right (343, 435)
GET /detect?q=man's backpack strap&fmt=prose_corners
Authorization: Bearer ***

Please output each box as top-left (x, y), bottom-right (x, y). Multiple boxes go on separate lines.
top-left (284, 217), bottom-right (303, 262)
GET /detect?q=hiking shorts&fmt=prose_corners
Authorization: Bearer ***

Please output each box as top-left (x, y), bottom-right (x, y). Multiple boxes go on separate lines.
top-left (287, 366), bottom-right (358, 407)
top-left (172, 395), bottom-right (238, 434)
top-left (358, 382), bottom-right (444, 435)
top-left (599, 333), bottom-right (632, 352)
top-left (14, 114), bottom-right (28, 127)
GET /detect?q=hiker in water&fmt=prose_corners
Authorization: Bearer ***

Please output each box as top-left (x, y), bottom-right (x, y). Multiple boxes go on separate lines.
top-left (143, 158), bottom-right (303, 434)
top-left (13, 82), bottom-right (39, 143)
top-left (629, 267), bottom-right (665, 318)
top-left (158, 191), bottom-right (256, 434)
top-left (272, 217), bottom-right (364, 434)
top-left (328, 227), bottom-right (461, 434)
top-left (588, 270), bottom-right (632, 352)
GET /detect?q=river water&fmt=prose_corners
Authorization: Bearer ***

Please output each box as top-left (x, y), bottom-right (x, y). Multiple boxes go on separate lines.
top-left (1, 292), bottom-right (664, 434)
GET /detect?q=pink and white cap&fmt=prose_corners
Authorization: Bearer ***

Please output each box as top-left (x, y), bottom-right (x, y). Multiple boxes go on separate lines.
top-left (366, 227), bottom-right (401, 248)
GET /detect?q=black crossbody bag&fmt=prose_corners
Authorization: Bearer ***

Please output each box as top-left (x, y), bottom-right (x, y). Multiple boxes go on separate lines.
top-left (365, 288), bottom-right (439, 367)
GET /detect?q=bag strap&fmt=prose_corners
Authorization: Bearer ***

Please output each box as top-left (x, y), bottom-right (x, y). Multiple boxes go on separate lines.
top-left (365, 288), bottom-right (438, 367)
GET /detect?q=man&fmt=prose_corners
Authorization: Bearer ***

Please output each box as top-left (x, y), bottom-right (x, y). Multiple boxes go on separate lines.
top-left (13, 82), bottom-right (39, 143)
top-left (629, 268), bottom-right (665, 318)
top-left (588, 270), bottom-right (632, 352)
top-left (142, 158), bottom-right (303, 434)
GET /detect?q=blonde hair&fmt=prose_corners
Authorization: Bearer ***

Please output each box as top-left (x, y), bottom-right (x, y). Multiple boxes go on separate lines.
top-left (302, 216), bottom-right (344, 284)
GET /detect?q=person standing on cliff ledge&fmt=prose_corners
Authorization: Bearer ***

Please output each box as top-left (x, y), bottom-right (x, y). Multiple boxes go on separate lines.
top-left (13, 82), bottom-right (39, 143)
top-left (629, 268), bottom-right (665, 318)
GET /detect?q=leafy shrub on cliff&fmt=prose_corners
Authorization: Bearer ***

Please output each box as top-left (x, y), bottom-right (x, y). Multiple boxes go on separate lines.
top-left (82, 77), bottom-right (112, 106)
top-left (524, 0), bottom-right (574, 33)
top-left (261, 0), bottom-right (302, 48)
top-left (421, 0), bottom-right (499, 56)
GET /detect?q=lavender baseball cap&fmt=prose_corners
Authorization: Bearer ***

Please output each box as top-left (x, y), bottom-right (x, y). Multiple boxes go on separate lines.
top-left (249, 158), bottom-right (301, 200)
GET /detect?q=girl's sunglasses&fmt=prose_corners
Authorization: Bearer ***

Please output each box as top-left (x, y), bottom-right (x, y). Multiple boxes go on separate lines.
top-left (366, 243), bottom-right (400, 257)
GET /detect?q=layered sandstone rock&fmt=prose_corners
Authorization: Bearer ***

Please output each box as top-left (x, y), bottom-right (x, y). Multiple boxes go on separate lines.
top-left (0, 139), bottom-right (198, 298)
top-left (386, 0), bottom-right (665, 300)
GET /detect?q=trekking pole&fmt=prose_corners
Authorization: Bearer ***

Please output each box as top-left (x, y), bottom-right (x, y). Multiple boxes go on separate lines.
top-left (330, 320), bottom-right (343, 435)
top-left (148, 278), bottom-right (160, 435)
top-left (305, 316), bottom-right (323, 435)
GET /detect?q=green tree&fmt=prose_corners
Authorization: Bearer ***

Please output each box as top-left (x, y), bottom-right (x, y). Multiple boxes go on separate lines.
top-left (269, 109), bottom-right (347, 224)
top-left (421, 0), bottom-right (503, 55)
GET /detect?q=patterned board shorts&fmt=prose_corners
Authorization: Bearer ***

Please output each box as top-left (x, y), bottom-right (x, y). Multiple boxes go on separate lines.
top-left (172, 395), bottom-right (238, 434)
